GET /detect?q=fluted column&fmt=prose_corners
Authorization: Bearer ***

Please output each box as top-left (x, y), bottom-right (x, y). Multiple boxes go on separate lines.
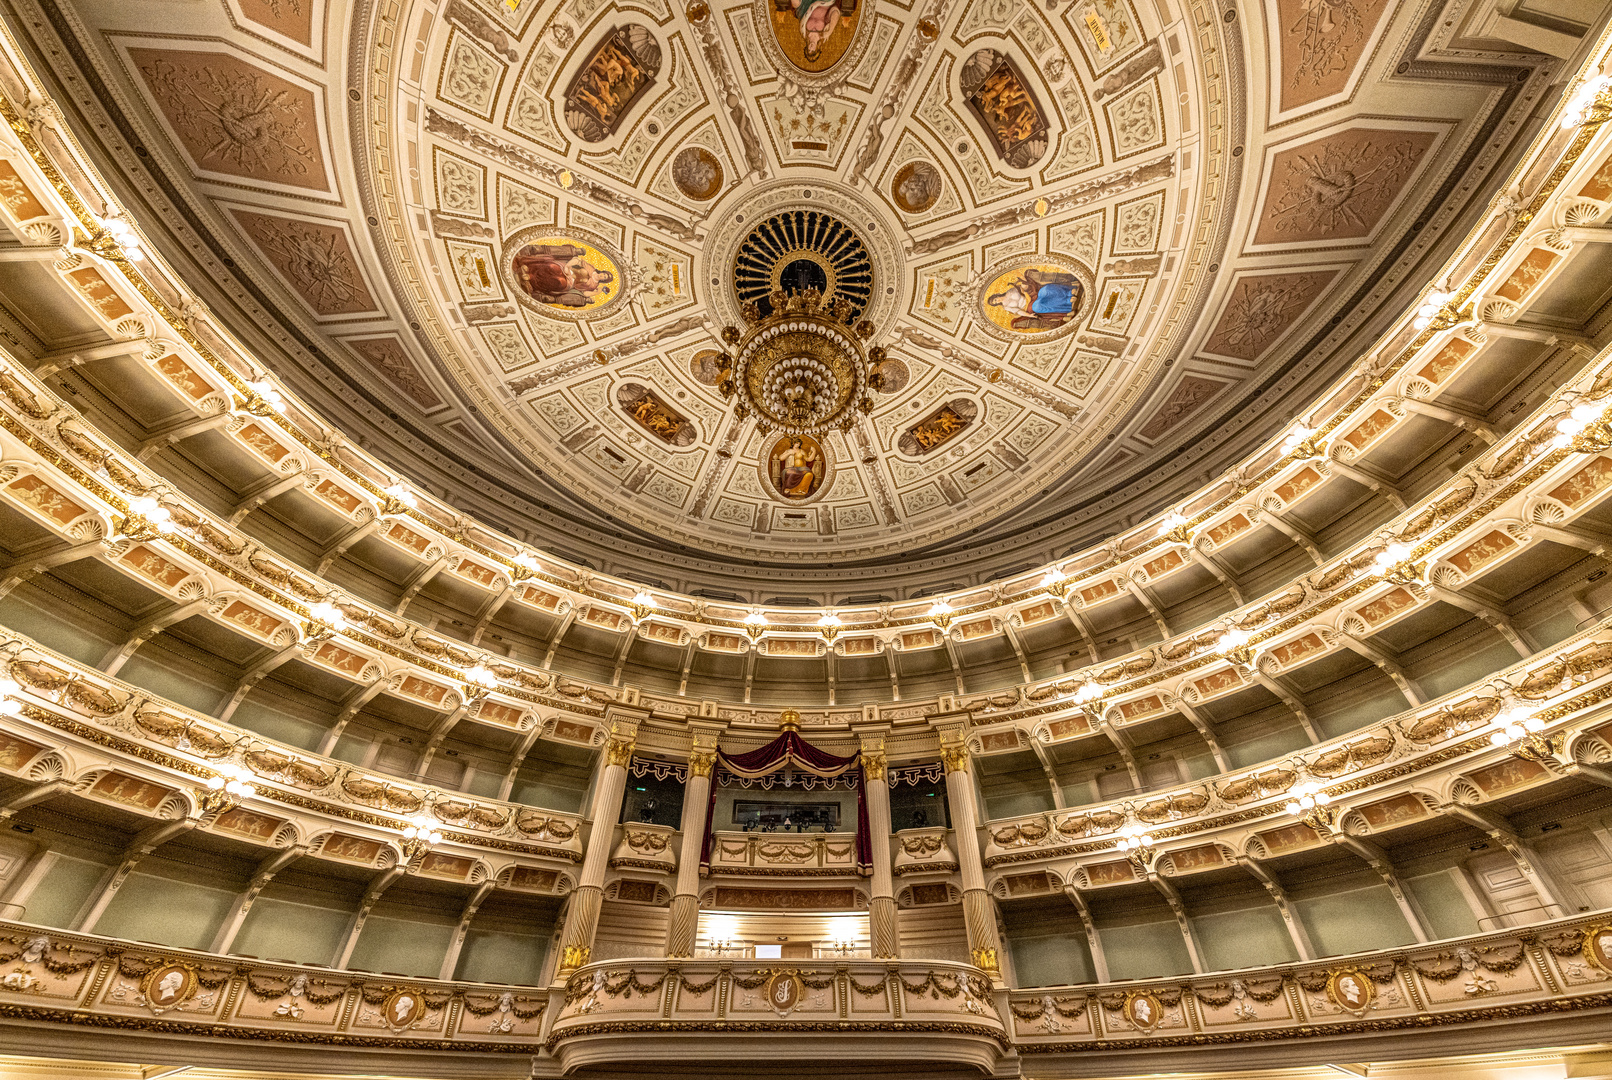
top-left (555, 711), bottom-right (641, 977)
top-left (861, 731), bottom-right (900, 958)
top-left (666, 722), bottom-right (723, 956)
top-left (939, 727), bottom-right (1002, 977)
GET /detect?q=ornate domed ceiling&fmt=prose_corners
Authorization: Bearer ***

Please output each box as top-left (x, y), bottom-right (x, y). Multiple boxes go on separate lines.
top-left (10, 0), bottom-right (1558, 593)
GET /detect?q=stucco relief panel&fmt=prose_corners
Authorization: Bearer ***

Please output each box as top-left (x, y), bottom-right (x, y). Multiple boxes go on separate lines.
top-left (124, 42), bottom-right (334, 195)
top-left (1251, 125), bottom-right (1438, 248)
top-left (227, 207), bottom-right (380, 316)
top-left (1201, 269), bottom-right (1339, 362)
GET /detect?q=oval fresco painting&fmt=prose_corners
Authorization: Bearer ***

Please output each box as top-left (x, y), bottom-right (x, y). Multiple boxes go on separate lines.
top-left (764, 433), bottom-right (832, 502)
top-left (768, 0), bottom-right (860, 72)
top-left (975, 256), bottom-right (1092, 342)
top-left (505, 229), bottom-right (625, 320)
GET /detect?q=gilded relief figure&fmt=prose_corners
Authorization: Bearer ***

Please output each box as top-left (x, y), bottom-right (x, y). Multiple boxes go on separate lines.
top-left (563, 27), bottom-right (662, 142)
top-left (911, 407), bottom-right (967, 452)
top-left (770, 435), bottom-right (823, 498)
top-left (961, 52), bottom-right (1049, 166)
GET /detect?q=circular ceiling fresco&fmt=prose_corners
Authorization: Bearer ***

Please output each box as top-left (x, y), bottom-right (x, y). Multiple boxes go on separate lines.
top-left (62, 0), bottom-right (1532, 584)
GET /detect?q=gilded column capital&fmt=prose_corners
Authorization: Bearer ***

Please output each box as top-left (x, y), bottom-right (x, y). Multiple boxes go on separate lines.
top-left (605, 735), bottom-right (637, 768)
top-left (688, 750), bottom-right (717, 778)
top-left (862, 750), bottom-right (887, 781)
top-left (942, 745), bottom-right (970, 773)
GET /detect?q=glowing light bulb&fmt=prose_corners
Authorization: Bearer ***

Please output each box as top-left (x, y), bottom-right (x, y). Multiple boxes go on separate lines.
top-left (384, 483), bottom-right (417, 509)
top-left (818, 613), bottom-right (841, 628)
top-left (308, 601), bottom-right (347, 630)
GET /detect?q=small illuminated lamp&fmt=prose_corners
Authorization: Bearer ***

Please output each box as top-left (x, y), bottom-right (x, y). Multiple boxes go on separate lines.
top-left (743, 611), bottom-right (767, 627)
top-left (1073, 681), bottom-right (1104, 704)
top-left (383, 483), bottom-right (418, 509)
top-left (1040, 568), bottom-right (1065, 589)
top-left (207, 763), bottom-right (257, 800)
top-left (464, 662), bottom-right (499, 690)
top-left (248, 379), bottom-right (287, 413)
top-left (103, 216), bottom-right (145, 261)
top-left (1560, 73), bottom-right (1612, 129)
top-left (400, 815), bottom-right (443, 857)
top-left (1552, 402), bottom-right (1602, 449)
top-left (0, 674), bottom-right (21, 716)
top-left (1159, 510), bottom-right (1188, 535)
top-left (511, 552), bottom-right (540, 574)
top-left (1215, 626), bottom-right (1250, 653)
top-left (1115, 824), bottom-right (1154, 865)
top-left (817, 612), bottom-right (842, 642)
top-left (1283, 782), bottom-right (1331, 817)
top-left (1489, 705), bottom-right (1545, 748)
top-left (1411, 290), bottom-right (1452, 331)
top-left (126, 495), bottom-right (174, 533)
top-left (307, 600), bottom-right (347, 632)
top-left (1372, 541), bottom-right (1412, 572)
top-left (1281, 424), bottom-right (1315, 452)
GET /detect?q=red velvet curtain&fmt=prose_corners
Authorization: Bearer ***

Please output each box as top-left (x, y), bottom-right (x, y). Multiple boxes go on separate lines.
top-left (699, 731), bottom-right (871, 872)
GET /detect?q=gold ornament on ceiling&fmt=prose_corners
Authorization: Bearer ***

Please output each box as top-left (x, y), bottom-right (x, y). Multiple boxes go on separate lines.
top-left (717, 288), bottom-right (884, 440)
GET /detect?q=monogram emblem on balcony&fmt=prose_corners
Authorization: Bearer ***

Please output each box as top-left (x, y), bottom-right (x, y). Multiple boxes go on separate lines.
top-left (764, 971), bottom-right (802, 1014)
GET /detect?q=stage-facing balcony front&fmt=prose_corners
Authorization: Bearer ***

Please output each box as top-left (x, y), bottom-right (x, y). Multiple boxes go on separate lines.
top-left (546, 955), bottom-right (1010, 1079)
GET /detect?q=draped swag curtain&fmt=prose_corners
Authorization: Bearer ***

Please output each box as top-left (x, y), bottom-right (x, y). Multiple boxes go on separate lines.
top-left (699, 730), bottom-right (873, 872)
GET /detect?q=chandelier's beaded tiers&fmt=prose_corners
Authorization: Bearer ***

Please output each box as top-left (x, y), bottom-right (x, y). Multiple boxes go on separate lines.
top-left (718, 288), bottom-right (881, 436)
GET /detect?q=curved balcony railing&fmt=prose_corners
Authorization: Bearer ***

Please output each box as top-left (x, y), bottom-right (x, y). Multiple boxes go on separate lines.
top-left (547, 957), bottom-right (1006, 1072)
top-left (0, 318), bottom-right (1607, 749)
top-left (0, 18), bottom-right (1600, 719)
top-left (0, 607), bottom-right (1610, 876)
top-left (0, 915), bottom-right (1607, 1066)
top-left (1004, 910), bottom-right (1612, 1052)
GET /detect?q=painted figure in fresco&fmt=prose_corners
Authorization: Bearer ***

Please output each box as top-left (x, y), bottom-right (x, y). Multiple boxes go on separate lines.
top-left (986, 269), bottom-right (1083, 331)
top-left (570, 40), bottom-right (646, 127)
top-left (512, 244), bottom-right (615, 308)
top-left (771, 437), bottom-right (820, 498)
top-left (790, 0), bottom-right (845, 61)
top-left (630, 395), bottom-right (682, 441)
top-left (911, 408), bottom-right (967, 453)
